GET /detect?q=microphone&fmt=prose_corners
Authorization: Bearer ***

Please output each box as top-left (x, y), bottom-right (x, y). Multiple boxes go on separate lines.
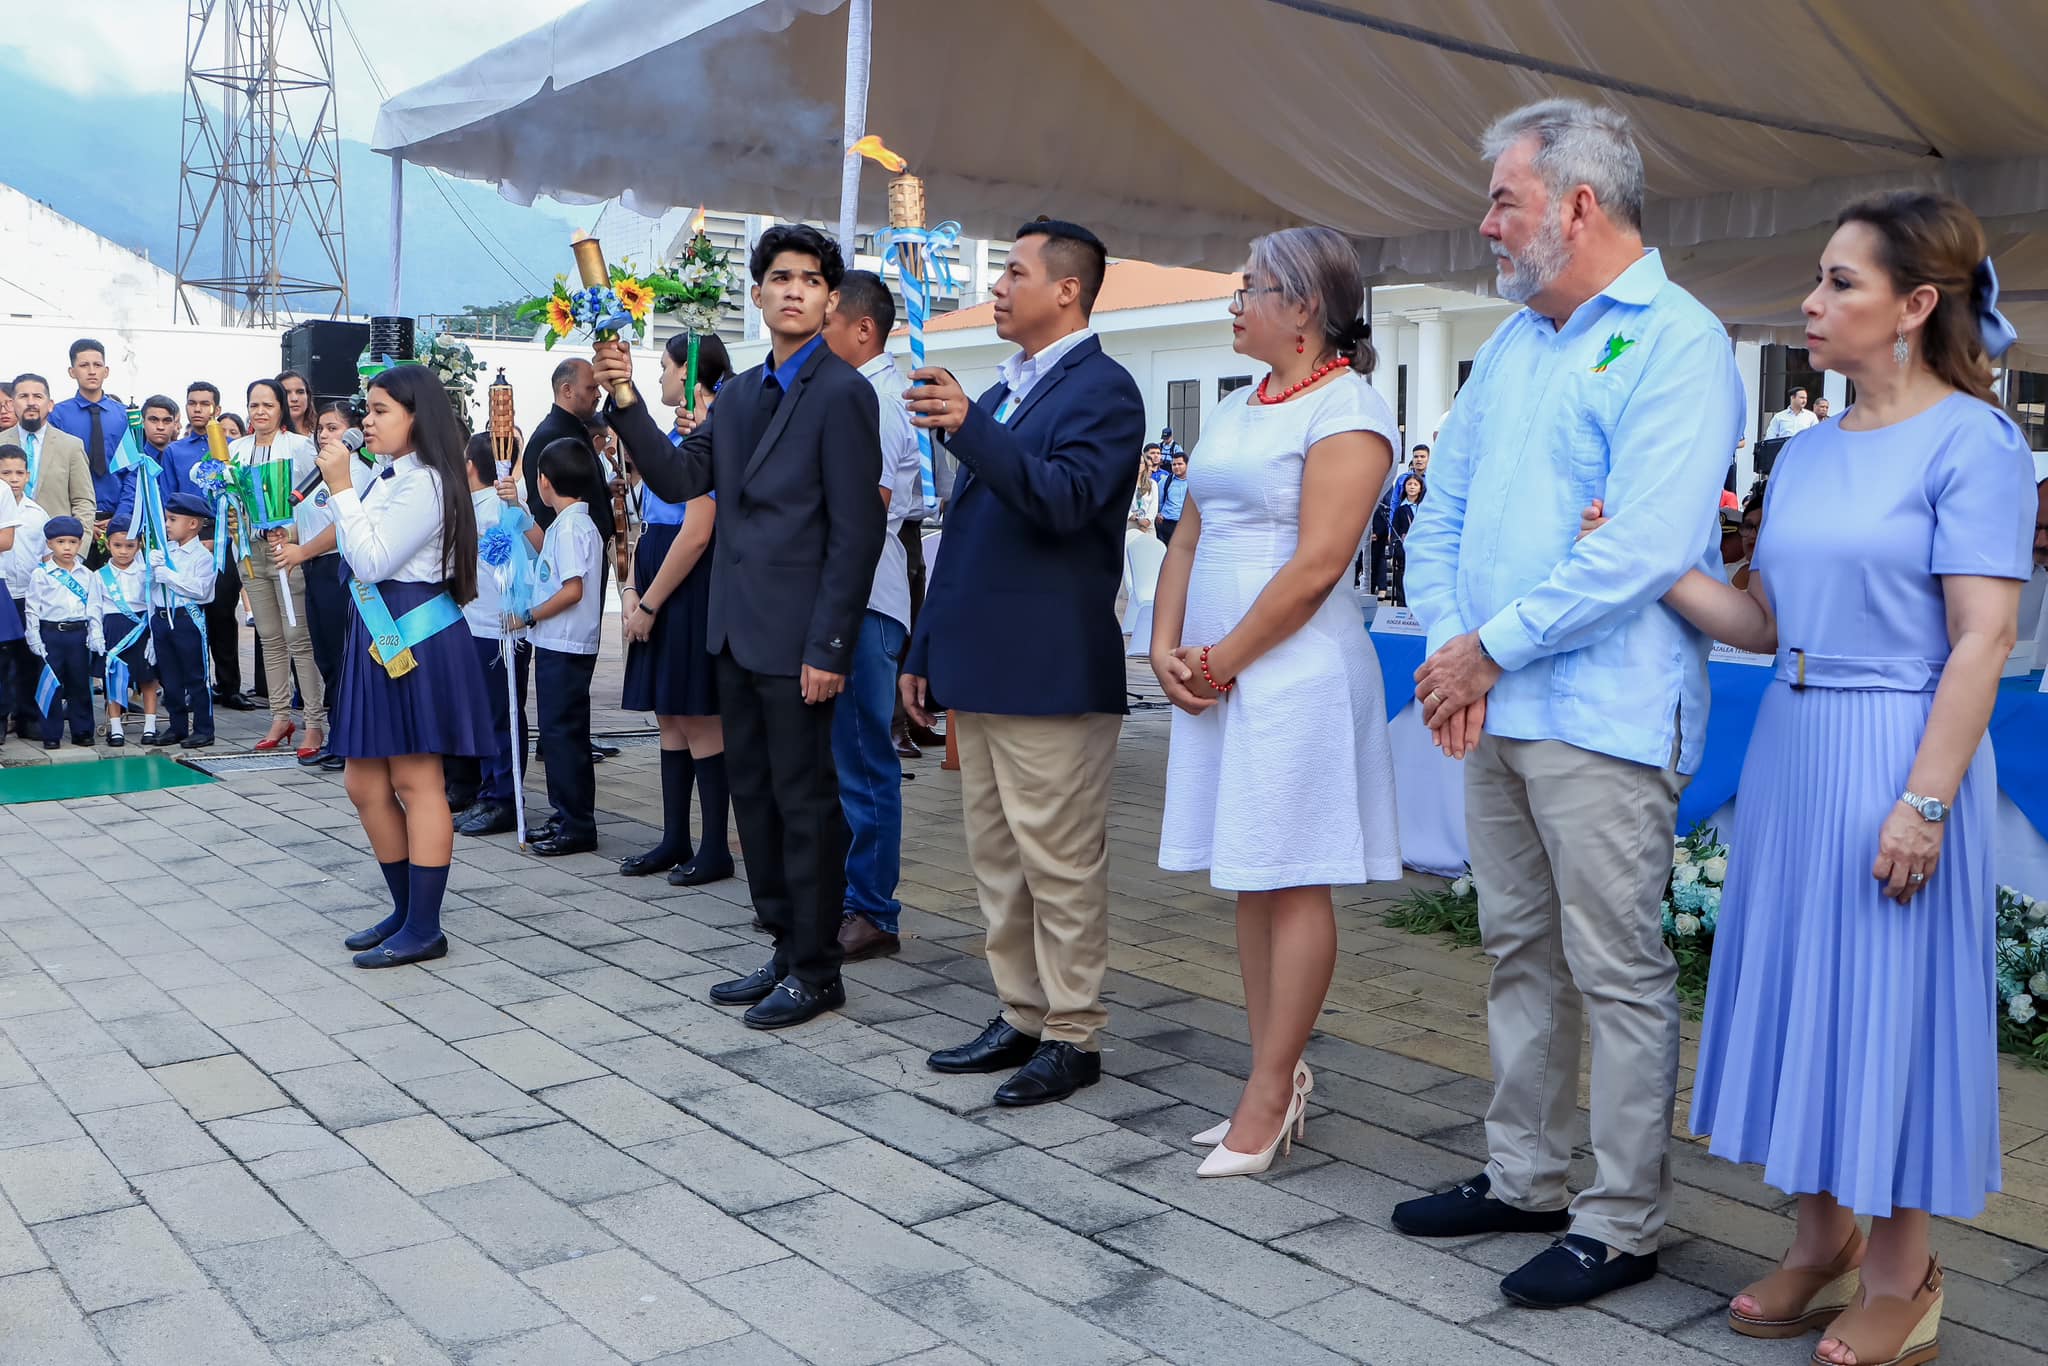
top-left (292, 430), bottom-right (364, 504)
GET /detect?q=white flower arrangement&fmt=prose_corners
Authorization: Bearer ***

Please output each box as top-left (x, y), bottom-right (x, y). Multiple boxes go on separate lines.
top-left (1997, 884), bottom-right (2048, 1065)
top-left (421, 333), bottom-right (482, 405)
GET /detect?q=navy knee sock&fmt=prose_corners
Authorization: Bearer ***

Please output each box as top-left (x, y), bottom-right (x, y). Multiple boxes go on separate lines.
top-left (385, 862), bottom-right (449, 953)
top-left (364, 859), bottom-right (410, 939)
top-left (693, 752), bottom-right (731, 864)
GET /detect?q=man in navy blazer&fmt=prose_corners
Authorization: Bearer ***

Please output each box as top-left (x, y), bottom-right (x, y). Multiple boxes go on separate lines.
top-left (901, 220), bottom-right (1146, 1106)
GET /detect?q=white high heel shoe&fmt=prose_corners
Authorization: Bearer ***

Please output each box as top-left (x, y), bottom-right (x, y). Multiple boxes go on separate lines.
top-left (1196, 1089), bottom-right (1306, 1178)
top-left (1191, 1061), bottom-right (1313, 1147)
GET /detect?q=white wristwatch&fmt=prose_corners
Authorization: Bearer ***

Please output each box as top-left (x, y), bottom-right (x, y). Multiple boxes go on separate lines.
top-left (1901, 791), bottom-right (1948, 824)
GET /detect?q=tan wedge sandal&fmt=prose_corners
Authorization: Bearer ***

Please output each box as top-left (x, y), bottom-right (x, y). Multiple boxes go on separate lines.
top-left (1811, 1256), bottom-right (1943, 1366)
top-left (1730, 1224), bottom-right (1865, 1337)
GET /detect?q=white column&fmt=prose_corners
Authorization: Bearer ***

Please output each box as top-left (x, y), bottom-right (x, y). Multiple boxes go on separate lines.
top-left (387, 154), bottom-right (404, 315)
top-left (1822, 368), bottom-right (1849, 413)
top-left (837, 0), bottom-right (872, 254)
top-left (1368, 311), bottom-right (1399, 417)
top-left (742, 215), bottom-right (768, 341)
top-left (1734, 340), bottom-right (1762, 493)
top-left (1413, 310), bottom-right (1450, 442)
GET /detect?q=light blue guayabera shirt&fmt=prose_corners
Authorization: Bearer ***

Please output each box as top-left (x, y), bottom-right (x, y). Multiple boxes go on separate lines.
top-left (1403, 249), bottom-right (1742, 774)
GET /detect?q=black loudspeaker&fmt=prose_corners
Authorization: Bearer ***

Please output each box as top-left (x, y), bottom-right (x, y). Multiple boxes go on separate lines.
top-left (282, 320), bottom-right (372, 402)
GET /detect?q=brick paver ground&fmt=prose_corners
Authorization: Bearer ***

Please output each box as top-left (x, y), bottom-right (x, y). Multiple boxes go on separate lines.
top-left (0, 626), bottom-right (2043, 1364)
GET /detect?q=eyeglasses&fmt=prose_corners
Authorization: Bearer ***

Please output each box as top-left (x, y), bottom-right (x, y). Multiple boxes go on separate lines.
top-left (1230, 286), bottom-right (1284, 311)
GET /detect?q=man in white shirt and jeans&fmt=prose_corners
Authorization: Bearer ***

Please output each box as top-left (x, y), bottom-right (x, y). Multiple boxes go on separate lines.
top-left (1763, 386), bottom-right (1820, 442)
top-left (823, 270), bottom-right (927, 960)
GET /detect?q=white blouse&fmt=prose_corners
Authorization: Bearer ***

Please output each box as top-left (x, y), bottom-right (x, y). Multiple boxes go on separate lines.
top-left (331, 453), bottom-right (450, 585)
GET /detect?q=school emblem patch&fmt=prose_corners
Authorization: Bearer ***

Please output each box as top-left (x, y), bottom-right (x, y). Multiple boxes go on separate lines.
top-left (313, 490), bottom-right (329, 507)
top-left (538, 562), bottom-right (552, 583)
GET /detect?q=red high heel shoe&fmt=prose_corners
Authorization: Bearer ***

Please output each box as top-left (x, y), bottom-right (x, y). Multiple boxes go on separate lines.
top-left (253, 720), bottom-right (296, 752)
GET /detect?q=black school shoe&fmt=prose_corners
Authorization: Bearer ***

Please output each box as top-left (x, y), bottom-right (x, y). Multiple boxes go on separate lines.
top-left (1391, 1173), bottom-right (1572, 1238)
top-left (1500, 1234), bottom-right (1658, 1308)
top-left (741, 976), bottom-right (845, 1030)
top-left (993, 1040), bottom-right (1100, 1107)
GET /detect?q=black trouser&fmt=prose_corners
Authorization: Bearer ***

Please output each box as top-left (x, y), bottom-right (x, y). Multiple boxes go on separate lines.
top-left (205, 551), bottom-right (242, 695)
top-left (716, 651), bottom-right (848, 988)
top-left (302, 554), bottom-right (348, 699)
top-left (1390, 543), bottom-right (1409, 606)
top-left (151, 609), bottom-right (212, 740)
top-left (447, 634), bottom-right (529, 808)
top-left (534, 646), bottom-right (597, 841)
top-left (1156, 517), bottom-right (1179, 544)
top-left (901, 519), bottom-right (928, 625)
top-left (38, 622), bottom-right (93, 741)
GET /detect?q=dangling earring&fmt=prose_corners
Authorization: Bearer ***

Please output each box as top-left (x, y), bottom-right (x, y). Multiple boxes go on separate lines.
top-left (1295, 334), bottom-right (1306, 355)
top-left (1893, 327), bottom-right (1909, 367)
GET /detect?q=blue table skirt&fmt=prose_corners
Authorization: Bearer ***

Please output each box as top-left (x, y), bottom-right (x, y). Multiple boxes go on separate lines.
top-left (1369, 630), bottom-right (2048, 840)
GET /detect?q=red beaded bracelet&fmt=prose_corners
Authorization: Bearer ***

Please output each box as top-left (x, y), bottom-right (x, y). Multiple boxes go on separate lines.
top-left (1199, 645), bottom-right (1234, 694)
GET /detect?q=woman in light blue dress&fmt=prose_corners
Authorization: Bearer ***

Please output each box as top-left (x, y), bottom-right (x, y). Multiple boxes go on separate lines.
top-left (1586, 192), bottom-right (2033, 1366)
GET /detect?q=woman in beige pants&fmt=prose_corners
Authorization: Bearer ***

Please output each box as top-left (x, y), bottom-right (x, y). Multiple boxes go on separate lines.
top-left (233, 379), bottom-right (325, 755)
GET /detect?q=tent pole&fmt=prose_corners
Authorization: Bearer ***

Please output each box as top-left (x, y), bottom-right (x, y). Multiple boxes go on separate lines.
top-left (387, 153), bottom-right (404, 316)
top-left (838, 0), bottom-right (872, 254)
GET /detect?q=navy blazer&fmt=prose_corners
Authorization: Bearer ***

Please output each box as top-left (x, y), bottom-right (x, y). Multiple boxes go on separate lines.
top-left (616, 344), bottom-right (883, 678)
top-left (906, 333), bottom-right (1145, 716)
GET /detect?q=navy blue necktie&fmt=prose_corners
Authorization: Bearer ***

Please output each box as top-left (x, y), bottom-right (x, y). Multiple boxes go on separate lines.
top-left (86, 403), bottom-right (108, 478)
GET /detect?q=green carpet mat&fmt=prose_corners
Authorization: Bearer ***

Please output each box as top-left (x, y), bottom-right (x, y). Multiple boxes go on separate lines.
top-left (0, 755), bottom-right (216, 804)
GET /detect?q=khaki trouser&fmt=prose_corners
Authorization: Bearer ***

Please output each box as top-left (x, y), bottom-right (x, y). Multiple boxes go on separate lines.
top-left (952, 710), bottom-right (1121, 1048)
top-left (1466, 735), bottom-right (1685, 1257)
top-left (243, 544), bottom-right (325, 732)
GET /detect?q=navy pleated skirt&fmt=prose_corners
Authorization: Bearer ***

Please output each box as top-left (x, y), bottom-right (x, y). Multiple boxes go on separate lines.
top-left (620, 523), bottom-right (718, 717)
top-left (0, 591), bottom-right (20, 645)
top-left (329, 578), bottom-right (494, 759)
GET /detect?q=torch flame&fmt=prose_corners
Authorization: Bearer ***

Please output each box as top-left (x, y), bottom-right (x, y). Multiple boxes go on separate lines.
top-left (850, 135), bottom-right (908, 174)
top-left (571, 228), bottom-right (590, 244)
top-left (688, 205), bottom-right (707, 235)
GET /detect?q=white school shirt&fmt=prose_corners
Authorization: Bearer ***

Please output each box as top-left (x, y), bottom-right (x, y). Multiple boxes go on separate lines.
top-left (26, 560), bottom-right (104, 657)
top-left (464, 487), bottom-right (510, 641)
top-left (330, 453), bottom-right (450, 585)
top-left (96, 560), bottom-right (149, 622)
top-left (295, 444), bottom-right (379, 553)
top-left (1763, 407), bottom-right (1820, 442)
top-left (2, 494), bottom-right (48, 598)
top-left (529, 501), bottom-right (603, 655)
top-left (149, 536), bottom-right (220, 609)
top-left (859, 353), bottom-right (925, 630)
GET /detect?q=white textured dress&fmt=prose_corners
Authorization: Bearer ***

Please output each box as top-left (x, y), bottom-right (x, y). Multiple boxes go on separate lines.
top-left (1159, 373), bottom-right (1402, 891)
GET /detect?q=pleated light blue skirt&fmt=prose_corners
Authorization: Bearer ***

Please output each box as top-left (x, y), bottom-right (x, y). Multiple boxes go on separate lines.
top-left (1689, 680), bottom-right (2002, 1218)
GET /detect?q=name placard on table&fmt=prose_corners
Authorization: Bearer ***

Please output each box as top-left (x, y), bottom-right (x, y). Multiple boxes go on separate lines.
top-left (1709, 642), bottom-right (1773, 668)
top-left (1369, 606), bottom-right (1425, 638)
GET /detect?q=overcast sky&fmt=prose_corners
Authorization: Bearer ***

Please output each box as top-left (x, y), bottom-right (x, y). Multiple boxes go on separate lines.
top-left (3, 0), bottom-right (584, 141)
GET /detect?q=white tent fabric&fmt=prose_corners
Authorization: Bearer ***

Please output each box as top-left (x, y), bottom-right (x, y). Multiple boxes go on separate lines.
top-left (373, 0), bottom-right (2048, 351)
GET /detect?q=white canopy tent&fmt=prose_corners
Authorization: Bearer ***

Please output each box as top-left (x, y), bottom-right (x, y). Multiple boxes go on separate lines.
top-left (372, 0), bottom-right (2048, 360)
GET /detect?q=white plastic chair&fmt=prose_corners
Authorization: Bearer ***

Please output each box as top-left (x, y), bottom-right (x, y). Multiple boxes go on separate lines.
top-left (1121, 531), bottom-right (1167, 654)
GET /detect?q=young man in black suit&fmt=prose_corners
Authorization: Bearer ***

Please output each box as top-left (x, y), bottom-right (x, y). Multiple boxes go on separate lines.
top-left (594, 224), bottom-right (885, 1030)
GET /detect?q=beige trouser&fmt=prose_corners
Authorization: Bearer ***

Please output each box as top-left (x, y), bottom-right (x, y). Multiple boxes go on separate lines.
top-left (1467, 735), bottom-right (1685, 1257)
top-left (953, 710), bottom-right (1122, 1049)
top-left (243, 548), bottom-right (325, 732)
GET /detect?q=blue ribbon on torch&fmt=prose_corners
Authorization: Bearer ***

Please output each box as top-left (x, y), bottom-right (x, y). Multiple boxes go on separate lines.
top-left (882, 220), bottom-right (962, 505)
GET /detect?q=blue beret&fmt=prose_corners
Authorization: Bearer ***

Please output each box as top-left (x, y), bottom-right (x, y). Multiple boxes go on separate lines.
top-left (165, 492), bottom-right (214, 519)
top-left (44, 516), bottom-right (85, 540)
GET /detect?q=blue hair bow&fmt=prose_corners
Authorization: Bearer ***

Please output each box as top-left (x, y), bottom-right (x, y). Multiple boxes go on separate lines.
top-left (1974, 258), bottom-right (2019, 360)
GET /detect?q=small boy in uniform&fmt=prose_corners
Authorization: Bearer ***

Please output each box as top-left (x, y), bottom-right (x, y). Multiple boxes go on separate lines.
top-left (147, 492), bottom-right (220, 749)
top-left (24, 516), bottom-right (101, 748)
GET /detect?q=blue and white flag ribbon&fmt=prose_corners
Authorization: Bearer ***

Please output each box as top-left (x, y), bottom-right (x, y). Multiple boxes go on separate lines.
top-left (882, 221), bottom-right (962, 506)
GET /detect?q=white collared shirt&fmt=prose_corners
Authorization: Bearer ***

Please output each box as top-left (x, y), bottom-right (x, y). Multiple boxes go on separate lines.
top-left (860, 352), bottom-right (926, 629)
top-left (96, 560), bottom-right (148, 620)
top-left (295, 442), bottom-right (378, 552)
top-left (995, 327), bottom-right (1096, 420)
top-left (26, 559), bottom-right (104, 656)
top-left (149, 536), bottom-right (219, 609)
top-left (2, 494), bottom-right (48, 598)
top-left (530, 500), bottom-right (603, 655)
top-left (464, 486), bottom-right (510, 641)
top-left (332, 453), bottom-right (450, 585)
top-left (1763, 407), bottom-right (1820, 442)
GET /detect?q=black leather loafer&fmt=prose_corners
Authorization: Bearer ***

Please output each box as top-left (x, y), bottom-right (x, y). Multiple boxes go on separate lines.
top-left (352, 936), bottom-right (449, 970)
top-left (106, 733), bottom-right (125, 748)
top-left (993, 1040), bottom-right (1101, 1107)
top-left (455, 802), bottom-right (517, 836)
top-left (180, 734), bottom-right (215, 749)
top-left (1500, 1235), bottom-right (1658, 1308)
top-left (668, 854), bottom-right (735, 886)
top-left (1392, 1173), bottom-right (1572, 1239)
top-left (742, 976), bottom-right (846, 1030)
top-left (528, 834), bottom-right (598, 857)
top-left (927, 1017), bottom-right (1039, 1074)
top-left (708, 964), bottom-right (780, 1006)
top-left (618, 848), bottom-right (680, 877)
top-left (343, 922), bottom-right (400, 952)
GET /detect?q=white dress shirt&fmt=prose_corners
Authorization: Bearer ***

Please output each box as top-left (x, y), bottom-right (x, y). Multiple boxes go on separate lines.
top-left (464, 487), bottom-right (510, 641)
top-left (26, 559), bottom-right (104, 656)
top-left (331, 453), bottom-right (451, 585)
top-left (296, 445), bottom-right (379, 553)
top-left (1763, 407), bottom-right (1820, 441)
top-left (530, 501), bottom-right (603, 655)
top-left (149, 536), bottom-right (219, 609)
top-left (2, 494), bottom-right (47, 598)
top-left (860, 352), bottom-right (926, 629)
top-left (994, 327), bottom-right (1096, 419)
top-left (96, 560), bottom-right (149, 621)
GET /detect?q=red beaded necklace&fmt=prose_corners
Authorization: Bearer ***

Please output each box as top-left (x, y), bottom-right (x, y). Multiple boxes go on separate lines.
top-left (1253, 354), bottom-right (1348, 404)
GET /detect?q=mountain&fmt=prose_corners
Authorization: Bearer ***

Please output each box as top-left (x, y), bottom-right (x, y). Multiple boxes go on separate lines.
top-left (0, 74), bottom-right (589, 316)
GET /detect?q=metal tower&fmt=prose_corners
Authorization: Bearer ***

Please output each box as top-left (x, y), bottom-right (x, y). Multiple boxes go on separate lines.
top-left (174, 0), bottom-right (349, 325)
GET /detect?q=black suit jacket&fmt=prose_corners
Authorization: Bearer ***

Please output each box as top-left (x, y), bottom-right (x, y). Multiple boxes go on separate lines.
top-left (613, 343), bottom-right (884, 678)
top-left (525, 403), bottom-right (616, 542)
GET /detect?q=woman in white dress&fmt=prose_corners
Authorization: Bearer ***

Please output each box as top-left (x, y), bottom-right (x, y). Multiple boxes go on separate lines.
top-left (1150, 225), bottom-right (1399, 1178)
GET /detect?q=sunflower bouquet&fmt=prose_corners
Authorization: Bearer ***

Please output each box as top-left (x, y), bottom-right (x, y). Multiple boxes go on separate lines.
top-left (518, 264), bottom-right (664, 351)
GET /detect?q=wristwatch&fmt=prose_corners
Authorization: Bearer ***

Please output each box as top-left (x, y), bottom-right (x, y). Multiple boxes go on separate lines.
top-left (521, 608), bottom-right (537, 630)
top-left (1900, 791), bottom-right (1948, 823)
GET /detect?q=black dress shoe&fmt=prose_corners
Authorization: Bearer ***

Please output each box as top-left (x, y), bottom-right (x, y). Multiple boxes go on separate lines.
top-left (994, 1040), bottom-right (1101, 1107)
top-left (344, 923), bottom-right (398, 951)
top-left (353, 936), bottom-right (450, 970)
top-left (180, 734), bottom-right (215, 749)
top-left (107, 733), bottom-right (125, 748)
top-left (742, 976), bottom-right (845, 1030)
top-left (148, 732), bottom-right (184, 747)
top-left (319, 753), bottom-right (346, 771)
top-left (708, 964), bottom-right (780, 1006)
top-left (528, 834), bottom-right (597, 857)
top-left (1500, 1235), bottom-right (1658, 1308)
top-left (618, 847), bottom-right (681, 877)
top-left (667, 853), bottom-right (735, 886)
top-left (43, 738), bottom-right (60, 750)
top-left (927, 1017), bottom-right (1039, 1074)
top-left (1391, 1173), bottom-right (1572, 1239)
top-left (592, 741), bottom-right (621, 758)
top-left (73, 734), bottom-right (95, 747)
top-left (455, 802), bottom-right (517, 836)
top-left (213, 691), bottom-right (255, 711)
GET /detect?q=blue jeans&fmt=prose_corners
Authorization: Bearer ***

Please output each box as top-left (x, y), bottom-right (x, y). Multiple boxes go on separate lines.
top-left (832, 610), bottom-right (906, 932)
